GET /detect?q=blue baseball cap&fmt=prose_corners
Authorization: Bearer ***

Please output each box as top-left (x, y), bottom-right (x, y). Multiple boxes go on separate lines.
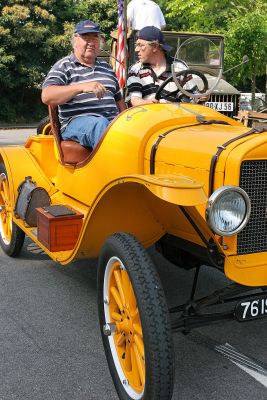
top-left (138, 26), bottom-right (172, 52)
top-left (74, 20), bottom-right (101, 34)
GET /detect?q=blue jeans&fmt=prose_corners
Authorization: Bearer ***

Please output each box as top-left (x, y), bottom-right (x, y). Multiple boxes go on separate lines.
top-left (61, 115), bottom-right (110, 149)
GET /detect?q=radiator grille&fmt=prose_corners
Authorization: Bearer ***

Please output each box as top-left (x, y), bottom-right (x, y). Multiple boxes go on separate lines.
top-left (237, 160), bottom-right (267, 254)
top-left (209, 93), bottom-right (240, 118)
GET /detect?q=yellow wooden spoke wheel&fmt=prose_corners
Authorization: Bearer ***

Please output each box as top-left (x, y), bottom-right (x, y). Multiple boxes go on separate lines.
top-left (0, 172), bottom-right (12, 245)
top-left (105, 258), bottom-right (145, 395)
top-left (0, 163), bottom-right (25, 256)
top-left (98, 233), bottom-right (174, 400)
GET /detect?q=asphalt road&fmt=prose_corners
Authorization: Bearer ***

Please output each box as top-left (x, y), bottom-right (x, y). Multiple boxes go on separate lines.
top-left (0, 129), bottom-right (267, 400)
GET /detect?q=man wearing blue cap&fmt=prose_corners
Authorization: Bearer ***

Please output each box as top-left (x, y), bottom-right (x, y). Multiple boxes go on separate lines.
top-left (126, 26), bottom-right (199, 106)
top-left (42, 20), bottom-right (126, 149)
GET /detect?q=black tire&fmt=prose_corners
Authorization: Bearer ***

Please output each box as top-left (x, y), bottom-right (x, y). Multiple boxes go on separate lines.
top-left (36, 116), bottom-right (51, 135)
top-left (98, 232), bottom-right (174, 400)
top-left (0, 163), bottom-right (25, 256)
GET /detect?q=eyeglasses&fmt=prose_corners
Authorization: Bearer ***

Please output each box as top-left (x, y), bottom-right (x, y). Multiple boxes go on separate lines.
top-left (135, 42), bottom-right (149, 50)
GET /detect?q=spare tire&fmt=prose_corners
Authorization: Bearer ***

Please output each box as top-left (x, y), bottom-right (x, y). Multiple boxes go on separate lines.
top-left (36, 116), bottom-right (51, 135)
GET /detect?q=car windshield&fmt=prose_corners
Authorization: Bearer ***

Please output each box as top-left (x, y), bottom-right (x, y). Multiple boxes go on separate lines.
top-left (164, 34), bottom-right (223, 70)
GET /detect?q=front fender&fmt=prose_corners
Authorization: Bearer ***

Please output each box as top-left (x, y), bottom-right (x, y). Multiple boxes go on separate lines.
top-left (67, 173), bottom-right (207, 262)
top-left (125, 173), bottom-right (207, 206)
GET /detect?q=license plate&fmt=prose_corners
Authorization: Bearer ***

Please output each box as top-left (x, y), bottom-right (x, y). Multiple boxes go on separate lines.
top-left (205, 102), bottom-right (234, 112)
top-left (235, 295), bottom-right (267, 321)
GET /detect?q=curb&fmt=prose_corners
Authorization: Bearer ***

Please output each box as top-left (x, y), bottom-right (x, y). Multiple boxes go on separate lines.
top-left (0, 125), bottom-right (37, 129)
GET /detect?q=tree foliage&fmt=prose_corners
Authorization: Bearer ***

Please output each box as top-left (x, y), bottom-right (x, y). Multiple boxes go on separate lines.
top-left (0, 0), bottom-right (266, 121)
top-left (0, 0), bottom-right (117, 122)
top-left (165, 0), bottom-right (267, 94)
top-left (165, 0), bottom-right (232, 32)
top-left (225, 3), bottom-right (267, 94)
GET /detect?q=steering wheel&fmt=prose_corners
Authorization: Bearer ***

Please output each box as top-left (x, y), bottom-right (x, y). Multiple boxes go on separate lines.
top-left (155, 69), bottom-right (209, 102)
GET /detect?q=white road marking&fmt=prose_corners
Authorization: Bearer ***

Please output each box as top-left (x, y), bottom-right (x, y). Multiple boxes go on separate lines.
top-left (232, 362), bottom-right (267, 388)
top-left (215, 343), bottom-right (267, 388)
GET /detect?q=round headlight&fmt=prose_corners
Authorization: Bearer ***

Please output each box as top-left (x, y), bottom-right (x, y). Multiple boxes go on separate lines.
top-left (206, 186), bottom-right (251, 236)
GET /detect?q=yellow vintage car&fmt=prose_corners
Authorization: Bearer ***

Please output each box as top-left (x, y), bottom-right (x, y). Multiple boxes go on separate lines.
top-left (1, 43), bottom-right (267, 400)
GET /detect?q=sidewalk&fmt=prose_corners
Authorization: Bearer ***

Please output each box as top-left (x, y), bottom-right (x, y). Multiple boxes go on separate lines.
top-left (0, 128), bottom-right (35, 145)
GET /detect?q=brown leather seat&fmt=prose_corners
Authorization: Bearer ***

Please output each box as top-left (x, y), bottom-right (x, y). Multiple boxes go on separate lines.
top-left (60, 140), bottom-right (91, 164)
top-left (48, 105), bottom-right (92, 165)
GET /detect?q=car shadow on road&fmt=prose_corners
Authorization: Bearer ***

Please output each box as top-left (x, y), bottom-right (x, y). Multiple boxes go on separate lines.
top-left (19, 236), bottom-right (98, 286)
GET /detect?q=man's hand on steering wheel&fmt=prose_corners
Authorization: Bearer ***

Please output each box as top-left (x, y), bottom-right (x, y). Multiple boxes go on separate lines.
top-left (155, 69), bottom-right (209, 102)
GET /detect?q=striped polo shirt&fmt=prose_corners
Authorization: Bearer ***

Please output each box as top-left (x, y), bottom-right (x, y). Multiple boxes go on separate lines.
top-left (42, 54), bottom-right (122, 132)
top-left (126, 56), bottom-right (197, 104)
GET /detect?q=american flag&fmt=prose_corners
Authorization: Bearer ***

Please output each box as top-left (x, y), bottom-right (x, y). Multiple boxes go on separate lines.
top-left (116, 0), bottom-right (126, 89)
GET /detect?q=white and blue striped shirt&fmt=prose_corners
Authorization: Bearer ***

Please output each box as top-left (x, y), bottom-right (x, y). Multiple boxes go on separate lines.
top-left (42, 54), bottom-right (122, 132)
